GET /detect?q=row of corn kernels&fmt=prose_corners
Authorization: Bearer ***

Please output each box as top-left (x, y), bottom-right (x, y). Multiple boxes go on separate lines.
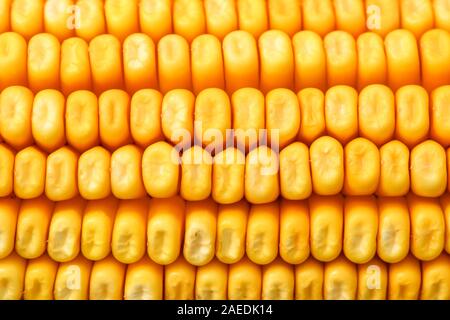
top-left (1, 0), bottom-right (449, 43)
top-left (1, 28), bottom-right (449, 94)
top-left (1, 85), bottom-right (449, 155)
top-left (1, 251), bottom-right (449, 300)
top-left (3, 136), bottom-right (450, 203)
top-left (1, 194), bottom-right (449, 265)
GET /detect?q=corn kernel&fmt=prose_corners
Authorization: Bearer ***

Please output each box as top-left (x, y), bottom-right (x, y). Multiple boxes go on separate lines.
top-left (173, 0), bottom-right (205, 43)
top-left (112, 199), bottom-right (148, 264)
top-left (267, 0), bottom-right (301, 37)
top-left (139, 0), bottom-right (172, 43)
top-left (0, 144), bottom-right (14, 197)
top-left (377, 140), bottom-right (410, 196)
top-left (11, 0), bottom-right (44, 40)
top-left (246, 202), bottom-right (279, 265)
top-left (262, 258), bottom-right (294, 300)
top-left (90, 255), bottom-right (126, 300)
top-left (195, 258), bottom-right (228, 300)
top-left (324, 255), bottom-right (357, 300)
top-left (302, 0), bottom-right (335, 37)
top-left (297, 88), bottom-right (326, 144)
top-left (295, 257), bottom-right (323, 300)
top-left (420, 30), bottom-right (450, 92)
top-left (165, 256), bottom-right (196, 300)
top-left (204, 0), bottom-right (238, 41)
top-left (0, 0), bottom-right (11, 33)
top-left (356, 32), bottom-right (387, 90)
top-left (433, 0), bottom-right (450, 31)
top-left (14, 146), bottom-right (47, 199)
top-left (280, 199), bottom-right (310, 264)
top-left (15, 196), bottom-right (54, 259)
top-left (44, 0), bottom-right (75, 41)
top-left (324, 31), bottom-right (357, 87)
top-left (0, 197), bottom-right (20, 259)
top-left (236, 0), bottom-right (268, 38)
top-left (81, 196), bottom-right (118, 261)
top-left (365, 0), bottom-right (400, 37)
top-left (228, 256), bottom-right (261, 300)
top-left (216, 200), bottom-right (249, 264)
top-left (124, 256), bottom-right (163, 300)
top-left (183, 199), bottom-right (217, 266)
top-left (78, 146), bottom-right (111, 200)
top-left (54, 254), bottom-right (92, 300)
top-left (440, 193), bottom-right (450, 253)
top-left (181, 146), bottom-right (213, 201)
top-left (334, 0), bottom-right (366, 37)
top-left (75, 0), bottom-right (105, 42)
top-left (400, 0), bottom-right (435, 39)
top-left (0, 33), bottom-right (27, 90)
top-left (104, 0), bottom-right (139, 42)
top-left (309, 195), bottom-right (344, 262)
top-left (388, 254), bottom-right (421, 300)
top-left (430, 86), bottom-right (450, 147)
top-left (0, 252), bottom-right (26, 300)
top-left (147, 196), bottom-right (185, 265)
top-left (420, 253), bottom-right (450, 300)
top-left (24, 254), bottom-right (58, 300)
top-left (357, 257), bottom-right (388, 300)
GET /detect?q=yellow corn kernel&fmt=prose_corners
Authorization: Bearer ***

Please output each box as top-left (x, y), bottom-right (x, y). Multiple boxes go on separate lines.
top-left (292, 31), bottom-right (327, 92)
top-left (216, 200), bottom-right (249, 264)
top-left (124, 256), bottom-right (163, 300)
top-left (32, 89), bottom-right (66, 152)
top-left (11, 0), bottom-right (44, 40)
top-left (0, 144), bottom-right (14, 197)
top-left (324, 255), bottom-right (357, 300)
top-left (324, 31), bottom-right (358, 87)
top-left (165, 256), bottom-right (196, 300)
top-left (181, 146), bottom-right (213, 201)
top-left (357, 32), bottom-right (387, 90)
top-left (266, 89), bottom-right (300, 149)
top-left (344, 138), bottom-right (380, 196)
top-left (74, 0), bottom-right (105, 42)
top-left (358, 85), bottom-right (395, 146)
top-left (295, 257), bottom-right (324, 300)
top-left (28, 33), bottom-right (60, 92)
top-left (421, 254), bottom-right (450, 300)
top-left (377, 197), bottom-right (410, 263)
top-left (204, 0), bottom-right (238, 41)
top-left (395, 85), bottom-right (430, 148)
top-left (385, 30), bottom-right (421, 91)
top-left (365, 0), bottom-right (400, 37)
top-left (99, 89), bottom-right (131, 150)
top-left (433, 0), bottom-right (450, 31)
top-left (297, 88), bottom-right (326, 144)
top-left (45, 147), bottom-right (79, 201)
top-left (222, 31), bottom-right (259, 94)
top-left (411, 140), bottom-right (447, 197)
top-left (139, 0), bottom-right (172, 43)
top-left (377, 140), bottom-right (410, 196)
top-left (48, 197), bottom-right (85, 262)
top-left (0, 197), bottom-right (20, 259)
top-left (245, 146), bottom-right (279, 204)
top-left (78, 146), bottom-right (111, 200)
top-left (280, 199), bottom-right (310, 264)
top-left (15, 196), bottom-right (54, 259)
top-left (104, 0), bottom-right (139, 42)
top-left (0, 0), bottom-right (11, 33)
top-left (228, 256), bottom-right (262, 300)
top-left (0, 252), bottom-right (26, 300)
top-left (147, 196), bottom-right (185, 265)
top-left (357, 257), bottom-right (388, 300)
top-left (310, 136), bottom-right (344, 195)
top-left (440, 193), bottom-right (450, 253)
top-left (259, 31), bottom-right (294, 93)
top-left (111, 145), bottom-right (146, 199)
top-left (54, 255), bottom-right (92, 300)
top-left (195, 258), bottom-right (228, 300)
top-left (24, 254), bottom-right (58, 300)
top-left (44, 0), bottom-right (74, 41)
top-left (236, 0), bottom-right (268, 38)
top-left (267, 0), bottom-right (301, 37)
top-left (90, 255), bottom-right (126, 300)
top-left (142, 141), bottom-right (180, 198)
top-left (158, 34), bottom-right (192, 94)
top-left (194, 88), bottom-right (232, 150)
top-left (420, 30), bottom-right (450, 92)
top-left (14, 146), bottom-right (47, 199)
top-left (173, 0), bottom-right (205, 43)
top-left (161, 89), bottom-right (195, 147)
top-left (408, 194), bottom-right (445, 261)
top-left (112, 199), bottom-right (149, 264)
top-left (81, 196), bottom-right (118, 261)
top-left (130, 89), bottom-right (163, 148)
top-left (325, 86), bottom-right (359, 144)
top-left (401, 0), bottom-right (434, 39)
top-left (0, 86), bottom-right (34, 149)
top-left (343, 196), bottom-right (378, 264)
top-left (246, 202), bottom-right (279, 265)
top-left (280, 142), bottom-right (312, 200)
top-left (302, 0), bottom-right (335, 37)
top-left (183, 199), bottom-right (217, 266)
top-left (231, 88), bottom-right (265, 151)
top-left (191, 35), bottom-right (225, 95)
top-left (89, 35), bottom-right (124, 94)
top-left (333, 0), bottom-right (366, 37)
top-left (0, 32), bottom-right (27, 90)
top-left (388, 254), bottom-right (421, 300)
top-left (309, 195), bottom-right (344, 262)
top-left (262, 258), bottom-right (294, 300)
top-left (65, 90), bottom-right (99, 152)
top-left (430, 86), bottom-right (450, 147)
top-left (213, 147), bottom-right (246, 204)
